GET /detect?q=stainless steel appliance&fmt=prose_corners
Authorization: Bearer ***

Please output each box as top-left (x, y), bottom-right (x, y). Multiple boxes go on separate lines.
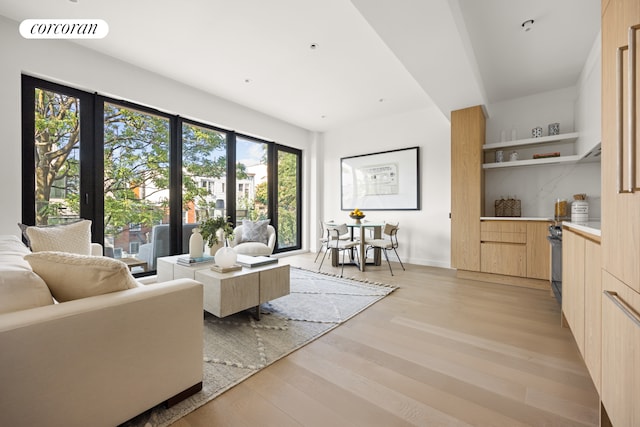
top-left (547, 225), bottom-right (562, 304)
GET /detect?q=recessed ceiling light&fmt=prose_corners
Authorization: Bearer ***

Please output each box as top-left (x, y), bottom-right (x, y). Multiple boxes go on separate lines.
top-left (521, 19), bottom-right (534, 32)
top-left (321, 115), bottom-right (326, 119)
top-left (378, 98), bottom-right (384, 103)
top-left (310, 43), bottom-right (318, 50)
top-left (244, 78), bottom-right (251, 83)
top-left (69, 0), bottom-right (79, 3)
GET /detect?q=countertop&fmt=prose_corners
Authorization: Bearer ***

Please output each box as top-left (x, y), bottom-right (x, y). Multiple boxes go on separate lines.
top-left (562, 221), bottom-right (601, 237)
top-left (480, 217), bottom-right (553, 221)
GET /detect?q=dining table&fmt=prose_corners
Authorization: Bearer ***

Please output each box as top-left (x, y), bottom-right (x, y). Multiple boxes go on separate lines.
top-left (330, 221), bottom-right (383, 272)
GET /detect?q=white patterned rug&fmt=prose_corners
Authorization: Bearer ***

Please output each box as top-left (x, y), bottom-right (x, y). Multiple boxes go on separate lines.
top-left (122, 267), bottom-right (397, 427)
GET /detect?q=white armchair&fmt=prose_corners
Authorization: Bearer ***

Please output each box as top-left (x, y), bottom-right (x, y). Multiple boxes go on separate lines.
top-left (229, 225), bottom-right (276, 256)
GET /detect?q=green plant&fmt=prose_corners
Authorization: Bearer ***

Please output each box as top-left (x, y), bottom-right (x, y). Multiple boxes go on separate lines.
top-left (199, 215), bottom-right (234, 246)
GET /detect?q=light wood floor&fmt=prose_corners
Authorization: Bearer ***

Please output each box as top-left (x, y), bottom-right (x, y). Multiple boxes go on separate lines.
top-left (174, 253), bottom-right (599, 427)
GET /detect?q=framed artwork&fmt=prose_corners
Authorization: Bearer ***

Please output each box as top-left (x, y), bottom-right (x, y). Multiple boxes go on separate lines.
top-left (341, 146), bottom-right (420, 211)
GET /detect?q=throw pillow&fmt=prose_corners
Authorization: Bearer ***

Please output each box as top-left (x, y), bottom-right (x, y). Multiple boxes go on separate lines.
top-left (25, 251), bottom-right (140, 302)
top-left (19, 219), bottom-right (92, 255)
top-left (241, 219), bottom-right (270, 244)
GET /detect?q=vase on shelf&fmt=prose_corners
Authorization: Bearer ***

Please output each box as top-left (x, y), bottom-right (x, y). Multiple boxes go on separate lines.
top-left (189, 228), bottom-right (204, 259)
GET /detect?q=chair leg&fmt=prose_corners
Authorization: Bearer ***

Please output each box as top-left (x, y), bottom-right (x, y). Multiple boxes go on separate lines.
top-left (318, 246), bottom-right (330, 271)
top-left (340, 249), bottom-right (347, 278)
top-left (314, 243), bottom-right (325, 263)
top-left (393, 248), bottom-right (406, 271)
top-left (382, 249), bottom-right (394, 276)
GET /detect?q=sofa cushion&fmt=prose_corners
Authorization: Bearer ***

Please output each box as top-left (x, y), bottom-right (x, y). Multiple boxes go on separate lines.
top-left (0, 235), bottom-right (55, 314)
top-left (0, 271), bottom-right (54, 314)
top-left (25, 251), bottom-right (140, 302)
top-left (19, 220), bottom-right (92, 255)
top-left (241, 219), bottom-right (270, 244)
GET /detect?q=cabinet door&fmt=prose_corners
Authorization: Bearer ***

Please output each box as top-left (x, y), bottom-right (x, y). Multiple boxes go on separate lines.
top-left (601, 270), bottom-right (640, 426)
top-left (480, 242), bottom-right (526, 277)
top-left (562, 230), bottom-right (585, 356)
top-left (602, 0), bottom-right (640, 292)
top-left (584, 239), bottom-right (602, 394)
top-left (451, 106), bottom-right (485, 271)
top-left (526, 221), bottom-right (551, 280)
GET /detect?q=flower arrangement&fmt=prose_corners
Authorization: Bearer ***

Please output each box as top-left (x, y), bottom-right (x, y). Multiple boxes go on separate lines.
top-left (199, 215), bottom-right (234, 247)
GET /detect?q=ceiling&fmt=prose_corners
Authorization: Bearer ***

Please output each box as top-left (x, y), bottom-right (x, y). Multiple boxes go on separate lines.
top-left (0, 0), bottom-right (600, 132)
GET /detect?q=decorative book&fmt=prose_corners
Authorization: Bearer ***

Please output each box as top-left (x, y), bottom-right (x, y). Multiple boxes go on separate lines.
top-left (236, 254), bottom-right (278, 268)
top-left (532, 152), bottom-right (561, 159)
top-left (177, 255), bottom-right (215, 266)
top-left (210, 264), bottom-right (242, 273)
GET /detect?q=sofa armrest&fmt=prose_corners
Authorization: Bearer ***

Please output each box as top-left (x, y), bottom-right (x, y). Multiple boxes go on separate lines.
top-left (0, 279), bottom-right (203, 427)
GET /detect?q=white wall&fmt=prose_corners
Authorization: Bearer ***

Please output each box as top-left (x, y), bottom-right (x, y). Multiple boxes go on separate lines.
top-left (0, 16), bottom-right (312, 237)
top-left (322, 107), bottom-right (452, 268)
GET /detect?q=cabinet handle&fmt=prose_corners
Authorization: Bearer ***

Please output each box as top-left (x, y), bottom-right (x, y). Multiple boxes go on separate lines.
top-left (604, 290), bottom-right (640, 328)
top-left (628, 25), bottom-right (640, 192)
top-left (618, 45), bottom-right (628, 193)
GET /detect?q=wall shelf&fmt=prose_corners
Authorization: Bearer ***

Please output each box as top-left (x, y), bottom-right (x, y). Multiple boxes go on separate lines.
top-left (483, 132), bottom-right (580, 169)
top-left (483, 132), bottom-right (579, 151)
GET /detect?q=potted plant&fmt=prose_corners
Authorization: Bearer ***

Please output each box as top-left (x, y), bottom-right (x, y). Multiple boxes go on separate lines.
top-left (199, 215), bottom-right (234, 254)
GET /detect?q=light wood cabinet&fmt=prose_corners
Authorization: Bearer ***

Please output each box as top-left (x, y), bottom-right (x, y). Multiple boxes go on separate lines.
top-left (479, 220), bottom-right (550, 280)
top-left (601, 0), bottom-right (640, 423)
top-left (526, 221), bottom-right (551, 280)
top-left (584, 239), bottom-right (602, 394)
top-left (562, 229), bottom-right (586, 356)
top-left (451, 106), bottom-right (485, 271)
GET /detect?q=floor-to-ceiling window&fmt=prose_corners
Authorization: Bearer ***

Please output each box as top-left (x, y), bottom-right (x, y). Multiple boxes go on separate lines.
top-left (22, 75), bottom-right (302, 274)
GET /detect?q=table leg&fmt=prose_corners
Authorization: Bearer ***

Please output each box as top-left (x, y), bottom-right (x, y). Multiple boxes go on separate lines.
top-left (359, 226), bottom-right (365, 271)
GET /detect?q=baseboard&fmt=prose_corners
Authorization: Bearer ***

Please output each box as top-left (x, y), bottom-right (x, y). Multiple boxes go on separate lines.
top-left (165, 382), bottom-right (203, 408)
top-left (456, 270), bottom-right (550, 291)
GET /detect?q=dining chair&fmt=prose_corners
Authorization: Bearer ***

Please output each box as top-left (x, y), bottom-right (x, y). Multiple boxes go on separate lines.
top-left (314, 220), bottom-right (350, 263)
top-left (318, 223), bottom-right (360, 277)
top-left (365, 222), bottom-right (405, 276)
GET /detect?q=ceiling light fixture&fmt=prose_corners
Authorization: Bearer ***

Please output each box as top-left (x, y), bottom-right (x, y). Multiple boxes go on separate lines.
top-left (244, 78), bottom-right (251, 83)
top-left (69, 0), bottom-right (79, 3)
top-left (310, 43), bottom-right (318, 50)
top-left (521, 19), bottom-right (534, 32)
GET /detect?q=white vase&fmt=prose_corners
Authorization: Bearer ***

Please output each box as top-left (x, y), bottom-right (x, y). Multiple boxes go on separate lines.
top-left (189, 228), bottom-right (204, 259)
top-left (215, 246), bottom-right (237, 268)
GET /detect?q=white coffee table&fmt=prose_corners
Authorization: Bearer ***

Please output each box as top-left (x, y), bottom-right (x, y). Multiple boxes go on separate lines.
top-left (156, 255), bottom-right (290, 318)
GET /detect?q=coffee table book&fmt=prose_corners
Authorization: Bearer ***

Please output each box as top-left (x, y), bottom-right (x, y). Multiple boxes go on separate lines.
top-left (236, 254), bottom-right (278, 268)
top-left (177, 254), bottom-right (215, 266)
top-left (210, 264), bottom-right (242, 273)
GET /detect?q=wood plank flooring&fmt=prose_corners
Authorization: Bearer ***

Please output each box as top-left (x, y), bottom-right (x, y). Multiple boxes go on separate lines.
top-left (174, 253), bottom-right (599, 427)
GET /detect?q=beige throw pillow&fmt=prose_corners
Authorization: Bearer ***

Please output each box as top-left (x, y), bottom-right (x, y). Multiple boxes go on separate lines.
top-left (0, 271), bottom-right (54, 314)
top-left (25, 252), bottom-right (139, 302)
top-left (22, 219), bottom-right (92, 255)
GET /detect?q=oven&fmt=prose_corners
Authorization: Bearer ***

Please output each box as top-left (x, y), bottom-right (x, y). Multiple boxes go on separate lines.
top-left (547, 225), bottom-right (562, 304)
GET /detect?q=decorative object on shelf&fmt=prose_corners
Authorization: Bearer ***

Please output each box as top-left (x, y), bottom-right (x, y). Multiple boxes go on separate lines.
top-left (349, 208), bottom-right (365, 224)
top-left (188, 227), bottom-right (204, 259)
top-left (496, 150), bottom-right (504, 163)
top-left (533, 151), bottom-right (561, 159)
top-left (548, 122), bottom-right (560, 136)
top-left (214, 245), bottom-right (237, 268)
top-left (495, 197), bottom-right (522, 217)
top-left (532, 126), bottom-right (543, 138)
top-left (199, 215), bottom-right (234, 255)
top-left (509, 151), bottom-right (519, 161)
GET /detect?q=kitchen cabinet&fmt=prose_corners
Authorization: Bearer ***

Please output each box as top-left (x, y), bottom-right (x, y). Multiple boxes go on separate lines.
top-left (562, 226), bottom-right (602, 394)
top-left (600, 0), bottom-right (640, 423)
top-left (451, 105), bottom-right (485, 271)
top-left (479, 220), bottom-right (550, 281)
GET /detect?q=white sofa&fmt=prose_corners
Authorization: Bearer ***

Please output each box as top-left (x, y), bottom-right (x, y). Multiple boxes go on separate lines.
top-left (0, 235), bottom-right (204, 427)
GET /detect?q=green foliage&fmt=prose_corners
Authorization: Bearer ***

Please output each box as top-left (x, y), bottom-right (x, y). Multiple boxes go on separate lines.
top-left (199, 215), bottom-right (234, 246)
top-left (277, 151), bottom-right (298, 247)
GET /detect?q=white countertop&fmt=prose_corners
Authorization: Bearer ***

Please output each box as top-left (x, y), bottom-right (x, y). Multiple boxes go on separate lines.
top-left (562, 221), bottom-right (601, 237)
top-left (480, 217), bottom-right (553, 221)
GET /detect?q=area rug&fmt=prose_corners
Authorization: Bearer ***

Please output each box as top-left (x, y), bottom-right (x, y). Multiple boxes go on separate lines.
top-left (123, 267), bottom-right (397, 427)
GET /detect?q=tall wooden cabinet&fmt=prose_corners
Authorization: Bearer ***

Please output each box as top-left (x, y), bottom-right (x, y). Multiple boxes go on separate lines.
top-left (451, 106), bottom-right (485, 271)
top-left (601, 0), bottom-right (640, 423)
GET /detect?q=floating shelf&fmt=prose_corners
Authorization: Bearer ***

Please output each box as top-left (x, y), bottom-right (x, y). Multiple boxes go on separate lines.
top-left (483, 154), bottom-right (582, 169)
top-left (483, 132), bottom-right (579, 151)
